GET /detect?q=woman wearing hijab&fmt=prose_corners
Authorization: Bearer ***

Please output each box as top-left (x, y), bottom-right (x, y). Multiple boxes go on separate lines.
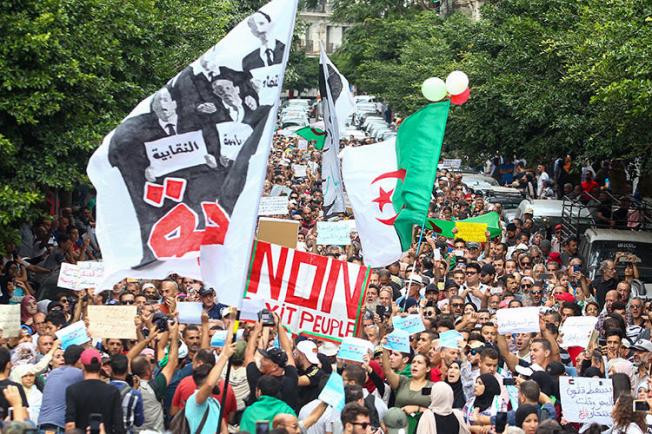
top-left (464, 374), bottom-right (502, 422)
top-left (446, 360), bottom-right (467, 409)
top-left (515, 404), bottom-right (539, 434)
top-left (417, 382), bottom-right (471, 434)
top-left (10, 364), bottom-right (42, 422)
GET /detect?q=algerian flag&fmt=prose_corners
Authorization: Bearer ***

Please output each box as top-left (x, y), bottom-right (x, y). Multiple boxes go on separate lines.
top-left (295, 126), bottom-right (327, 150)
top-left (341, 101), bottom-right (450, 267)
top-left (319, 45), bottom-right (355, 216)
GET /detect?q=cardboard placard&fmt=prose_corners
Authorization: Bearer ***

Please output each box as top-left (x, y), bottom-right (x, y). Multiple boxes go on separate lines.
top-left (292, 164), bottom-right (307, 177)
top-left (257, 218), bottom-right (299, 249)
top-left (88, 305), bottom-right (137, 339)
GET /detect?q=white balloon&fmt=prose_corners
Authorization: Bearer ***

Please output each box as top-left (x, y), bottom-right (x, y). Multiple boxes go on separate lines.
top-left (421, 77), bottom-right (447, 102)
top-left (446, 70), bottom-right (469, 95)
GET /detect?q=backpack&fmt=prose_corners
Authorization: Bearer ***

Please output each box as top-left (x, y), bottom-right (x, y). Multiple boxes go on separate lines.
top-left (168, 403), bottom-right (210, 434)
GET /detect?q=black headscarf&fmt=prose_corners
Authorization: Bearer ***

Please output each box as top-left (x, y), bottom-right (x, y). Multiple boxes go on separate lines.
top-left (515, 404), bottom-right (539, 428)
top-left (474, 373), bottom-right (501, 412)
top-left (445, 362), bottom-right (467, 409)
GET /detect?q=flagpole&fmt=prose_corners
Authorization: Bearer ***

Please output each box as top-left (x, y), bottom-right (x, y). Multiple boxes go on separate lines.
top-left (401, 220), bottom-right (427, 312)
top-left (218, 310), bottom-right (240, 432)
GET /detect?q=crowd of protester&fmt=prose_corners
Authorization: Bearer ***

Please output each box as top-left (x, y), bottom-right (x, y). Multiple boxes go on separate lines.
top-left (0, 130), bottom-right (650, 434)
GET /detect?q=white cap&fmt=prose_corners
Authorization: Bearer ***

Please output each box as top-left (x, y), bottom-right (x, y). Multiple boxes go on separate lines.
top-left (319, 341), bottom-right (339, 357)
top-left (297, 340), bottom-right (320, 365)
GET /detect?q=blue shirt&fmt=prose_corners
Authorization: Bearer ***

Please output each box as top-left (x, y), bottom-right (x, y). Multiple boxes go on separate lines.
top-left (38, 366), bottom-right (83, 428)
top-left (185, 391), bottom-right (220, 434)
top-left (110, 380), bottom-right (145, 431)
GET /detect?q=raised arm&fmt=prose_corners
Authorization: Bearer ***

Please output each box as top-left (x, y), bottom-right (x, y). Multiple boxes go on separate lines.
top-left (196, 341), bottom-right (236, 405)
top-left (160, 321), bottom-right (180, 384)
top-left (127, 327), bottom-right (159, 364)
top-left (495, 333), bottom-right (519, 373)
top-left (244, 321), bottom-right (262, 367)
top-left (381, 346), bottom-right (400, 390)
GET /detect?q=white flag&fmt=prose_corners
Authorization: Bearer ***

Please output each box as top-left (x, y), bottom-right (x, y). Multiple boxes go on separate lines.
top-left (319, 45), bottom-right (355, 216)
top-left (87, 0), bottom-right (298, 307)
top-left (341, 139), bottom-right (403, 267)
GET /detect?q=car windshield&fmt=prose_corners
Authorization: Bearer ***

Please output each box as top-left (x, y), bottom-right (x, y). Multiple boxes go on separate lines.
top-left (587, 240), bottom-right (652, 283)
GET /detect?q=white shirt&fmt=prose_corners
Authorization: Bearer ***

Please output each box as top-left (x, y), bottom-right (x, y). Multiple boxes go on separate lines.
top-left (537, 171), bottom-right (550, 197)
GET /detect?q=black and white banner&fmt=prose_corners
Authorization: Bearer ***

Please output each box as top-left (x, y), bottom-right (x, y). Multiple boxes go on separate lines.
top-left (319, 45), bottom-right (355, 216)
top-left (87, 0), bottom-right (298, 307)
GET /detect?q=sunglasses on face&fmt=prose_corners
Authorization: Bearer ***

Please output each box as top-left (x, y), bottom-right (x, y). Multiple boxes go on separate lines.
top-left (521, 284), bottom-right (533, 288)
top-left (352, 422), bottom-right (372, 429)
top-left (466, 271), bottom-right (477, 275)
top-left (466, 348), bottom-right (481, 356)
top-left (122, 300), bottom-right (135, 305)
top-left (451, 303), bottom-right (464, 308)
top-left (531, 291), bottom-right (543, 295)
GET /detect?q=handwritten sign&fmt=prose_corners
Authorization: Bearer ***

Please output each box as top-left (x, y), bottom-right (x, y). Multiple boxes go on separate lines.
top-left (240, 298), bottom-right (265, 322)
top-left (270, 185), bottom-right (292, 197)
top-left (455, 222), bottom-right (488, 243)
top-left (57, 261), bottom-right (105, 291)
top-left (178, 302), bottom-right (203, 325)
top-left (210, 330), bottom-right (227, 348)
top-left (318, 372), bottom-right (346, 412)
top-left (0, 305), bottom-right (21, 337)
top-left (292, 164), bottom-right (307, 178)
top-left (144, 130), bottom-right (208, 177)
top-left (88, 306), bottom-right (137, 339)
top-left (392, 314), bottom-right (426, 336)
top-left (496, 307), bottom-right (540, 335)
top-left (383, 329), bottom-right (411, 353)
top-left (56, 321), bottom-right (91, 349)
top-left (217, 122), bottom-right (254, 161)
top-left (57, 262), bottom-right (80, 291)
top-left (560, 316), bottom-right (599, 348)
top-left (258, 196), bottom-right (289, 216)
top-left (439, 330), bottom-right (464, 349)
top-left (316, 221), bottom-right (353, 245)
top-left (441, 159), bottom-right (462, 169)
top-left (559, 377), bottom-right (613, 425)
top-left (77, 261), bottom-right (105, 289)
top-left (297, 139), bottom-right (308, 150)
top-left (337, 337), bottom-right (372, 362)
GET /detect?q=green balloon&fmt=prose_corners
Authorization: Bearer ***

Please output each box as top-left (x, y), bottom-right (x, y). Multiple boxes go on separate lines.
top-left (421, 77), bottom-right (447, 101)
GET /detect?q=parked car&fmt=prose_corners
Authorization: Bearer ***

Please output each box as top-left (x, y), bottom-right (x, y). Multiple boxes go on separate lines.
top-left (579, 228), bottom-right (652, 298)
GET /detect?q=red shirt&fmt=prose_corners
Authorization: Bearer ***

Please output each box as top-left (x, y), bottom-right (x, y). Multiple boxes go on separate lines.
top-left (171, 376), bottom-right (237, 418)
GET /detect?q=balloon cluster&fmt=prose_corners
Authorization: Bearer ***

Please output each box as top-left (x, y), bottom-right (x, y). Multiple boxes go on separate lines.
top-left (421, 71), bottom-right (470, 105)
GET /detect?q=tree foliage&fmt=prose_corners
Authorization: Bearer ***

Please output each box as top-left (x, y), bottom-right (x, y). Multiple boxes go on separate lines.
top-left (0, 0), bottom-right (236, 242)
top-left (334, 0), bottom-right (652, 174)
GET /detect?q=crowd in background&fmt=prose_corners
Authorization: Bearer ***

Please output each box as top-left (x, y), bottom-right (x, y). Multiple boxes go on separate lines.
top-left (0, 131), bottom-right (650, 434)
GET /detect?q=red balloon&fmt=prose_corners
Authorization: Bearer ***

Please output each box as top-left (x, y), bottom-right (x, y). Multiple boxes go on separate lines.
top-left (450, 87), bottom-right (470, 105)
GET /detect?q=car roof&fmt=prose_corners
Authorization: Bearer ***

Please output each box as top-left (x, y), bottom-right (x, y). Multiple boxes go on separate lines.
top-left (584, 228), bottom-right (652, 244)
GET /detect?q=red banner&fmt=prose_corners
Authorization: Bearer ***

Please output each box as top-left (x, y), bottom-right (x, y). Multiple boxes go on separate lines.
top-left (246, 241), bottom-right (370, 340)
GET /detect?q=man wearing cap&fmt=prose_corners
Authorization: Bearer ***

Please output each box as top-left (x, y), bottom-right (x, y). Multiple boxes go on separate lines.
top-left (199, 287), bottom-right (228, 320)
top-left (295, 340), bottom-right (327, 409)
top-left (396, 274), bottom-right (423, 311)
top-left (64, 348), bottom-right (125, 433)
top-left (244, 317), bottom-right (299, 410)
top-left (382, 407), bottom-right (408, 434)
